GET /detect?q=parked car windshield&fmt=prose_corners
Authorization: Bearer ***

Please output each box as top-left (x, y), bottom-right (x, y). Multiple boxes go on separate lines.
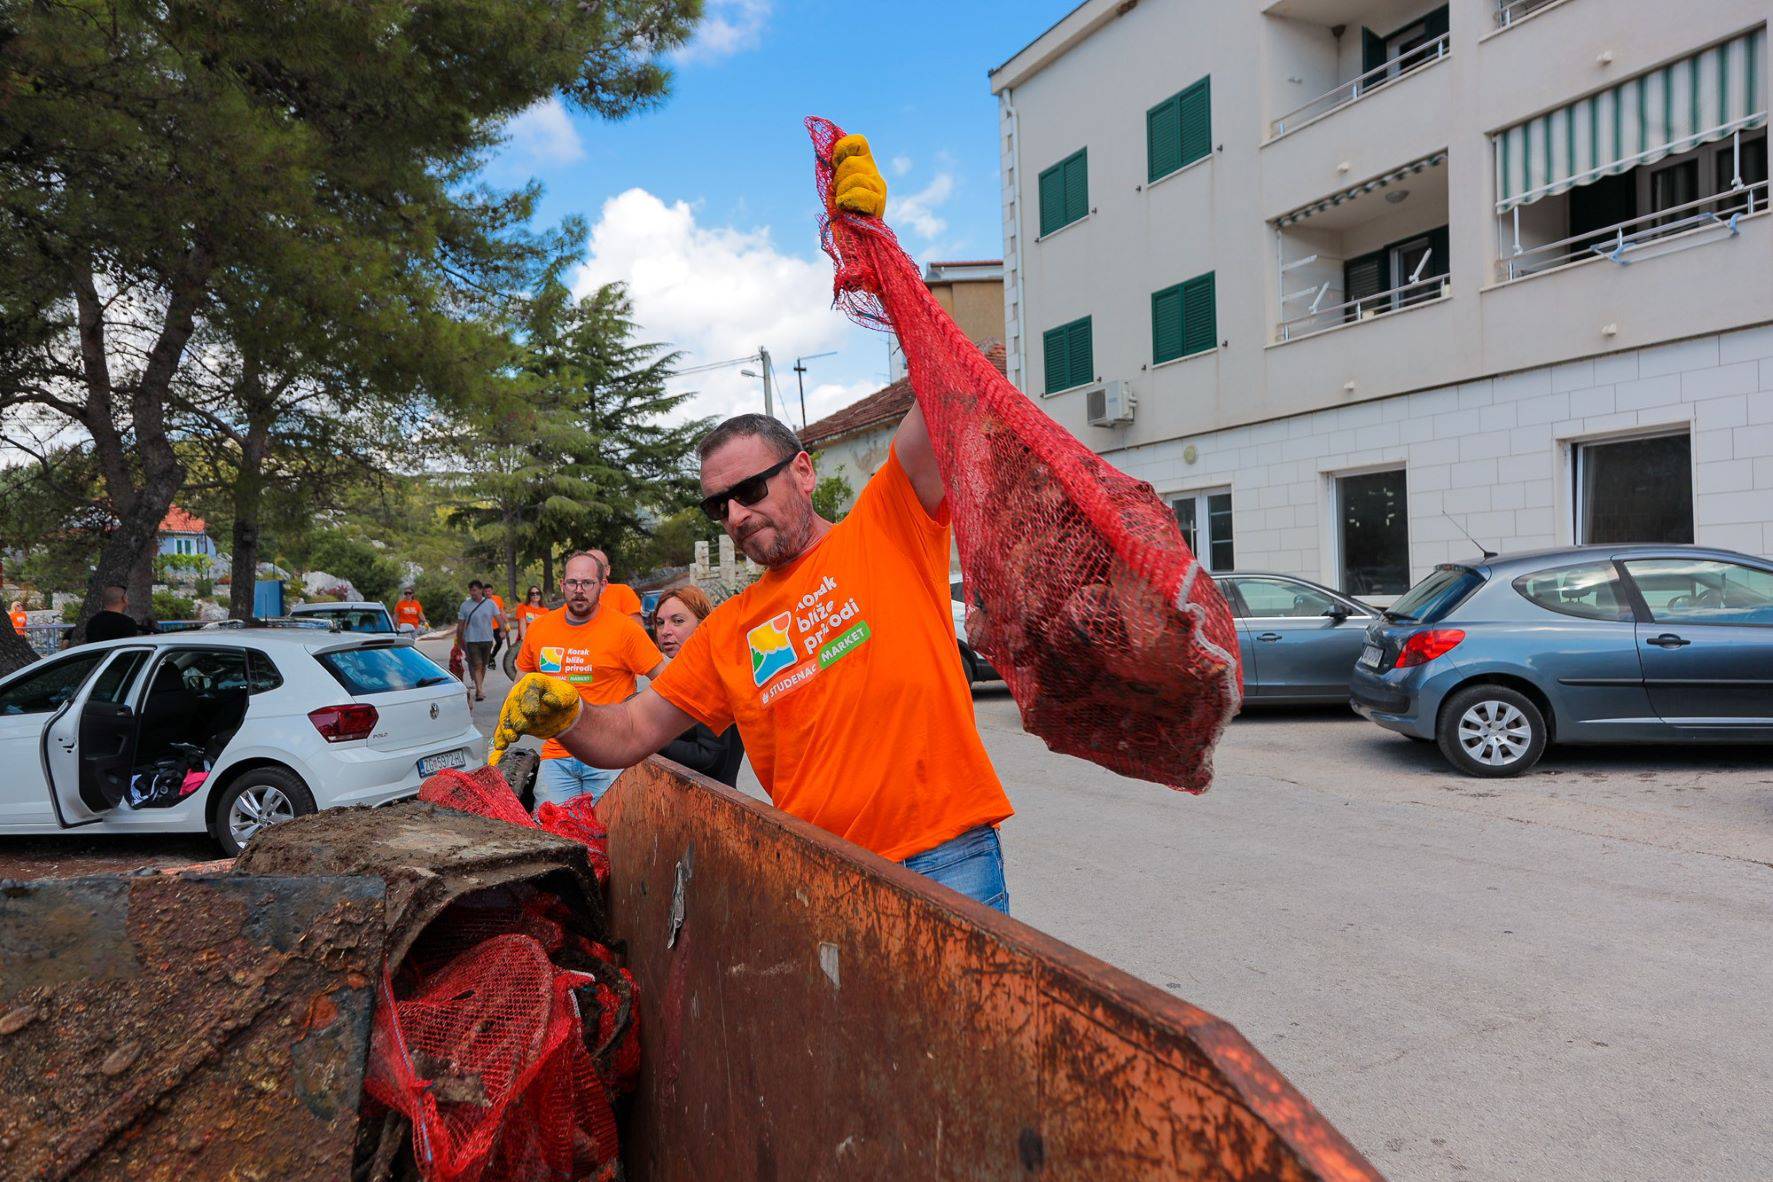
top-left (299, 606), bottom-right (394, 633)
top-left (1386, 565), bottom-right (1484, 623)
top-left (318, 645), bottom-right (453, 694)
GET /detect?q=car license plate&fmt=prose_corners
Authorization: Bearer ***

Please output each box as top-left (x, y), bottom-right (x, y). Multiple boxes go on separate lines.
top-left (1359, 644), bottom-right (1383, 669)
top-left (418, 749), bottom-right (468, 777)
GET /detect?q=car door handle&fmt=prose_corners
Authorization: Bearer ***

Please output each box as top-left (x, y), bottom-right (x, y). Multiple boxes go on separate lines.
top-left (1646, 633), bottom-right (1691, 648)
top-left (1258, 633), bottom-right (1283, 642)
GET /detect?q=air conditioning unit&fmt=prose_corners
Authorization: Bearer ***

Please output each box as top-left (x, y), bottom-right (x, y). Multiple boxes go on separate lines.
top-left (1086, 380), bottom-right (1135, 427)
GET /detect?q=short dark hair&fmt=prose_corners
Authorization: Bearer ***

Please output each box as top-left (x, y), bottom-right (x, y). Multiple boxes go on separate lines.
top-left (467, 579), bottom-right (481, 589)
top-left (697, 414), bottom-right (803, 465)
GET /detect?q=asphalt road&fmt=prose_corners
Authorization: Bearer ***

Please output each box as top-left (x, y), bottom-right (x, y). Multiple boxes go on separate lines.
top-left (4, 637), bottom-right (1767, 1180)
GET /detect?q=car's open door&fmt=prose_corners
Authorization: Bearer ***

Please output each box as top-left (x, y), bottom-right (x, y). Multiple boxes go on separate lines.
top-left (43, 647), bottom-right (152, 826)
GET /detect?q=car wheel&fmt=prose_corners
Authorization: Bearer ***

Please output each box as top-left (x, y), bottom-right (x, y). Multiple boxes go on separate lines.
top-left (501, 645), bottom-right (518, 682)
top-left (1437, 685), bottom-right (1547, 777)
top-left (210, 767), bottom-right (316, 857)
top-left (957, 643), bottom-right (978, 685)
top-left (500, 747), bottom-right (540, 812)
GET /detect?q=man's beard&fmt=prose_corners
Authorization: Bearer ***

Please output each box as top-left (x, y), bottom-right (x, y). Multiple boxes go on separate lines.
top-left (736, 504), bottom-right (814, 568)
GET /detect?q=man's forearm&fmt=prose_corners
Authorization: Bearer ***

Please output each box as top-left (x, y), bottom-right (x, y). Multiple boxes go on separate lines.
top-left (553, 688), bottom-right (696, 770)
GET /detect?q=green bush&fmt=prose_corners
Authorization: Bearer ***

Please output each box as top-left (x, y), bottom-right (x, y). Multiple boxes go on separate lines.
top-left (413, 571), bottom-right (462, 632)
top-left (151, 590), bottom-right (195, 621)
top-left (308, 532), bottom-right (403, 603)
top-left (195, 576), bottom-right (214, 599)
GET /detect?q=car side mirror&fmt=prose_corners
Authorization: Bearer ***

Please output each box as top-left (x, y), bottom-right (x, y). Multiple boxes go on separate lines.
top-left (1323, 605), bottom-right (1351, 623)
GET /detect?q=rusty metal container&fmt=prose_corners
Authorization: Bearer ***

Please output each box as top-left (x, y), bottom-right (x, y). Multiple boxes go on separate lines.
top-left (600, 759), bottom-right (1382, 1181)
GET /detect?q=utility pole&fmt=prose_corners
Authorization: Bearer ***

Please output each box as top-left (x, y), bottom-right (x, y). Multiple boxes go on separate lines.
top-left (758, 347), bottom-right (775, 420)
top-left (792, 351), bottom-right (838, 432)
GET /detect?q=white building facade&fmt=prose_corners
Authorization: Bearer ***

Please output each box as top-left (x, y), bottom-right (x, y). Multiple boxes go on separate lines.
top-left (991, 0), bottom-right (1771, 599)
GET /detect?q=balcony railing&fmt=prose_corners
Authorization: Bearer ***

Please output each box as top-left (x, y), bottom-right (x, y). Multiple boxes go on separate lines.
top-left (1268, 33), bottom-right (1449, 140)
top-left (1497, 180), bottom-right (1768, 281)
top-left (1496, 0), bottom-right (1561, 28)
top-left (1276, 273), bottom-right (1450, 342)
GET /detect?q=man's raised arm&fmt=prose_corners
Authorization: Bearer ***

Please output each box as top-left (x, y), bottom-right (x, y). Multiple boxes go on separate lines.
top-left (488, 673), bottom-right (693, 770)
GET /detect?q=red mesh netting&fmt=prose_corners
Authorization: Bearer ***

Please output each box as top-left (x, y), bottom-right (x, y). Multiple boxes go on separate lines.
top-left (366, 766), bottom-right (634, 1182)
top-left (806, 116), bottom-right (1244, 792)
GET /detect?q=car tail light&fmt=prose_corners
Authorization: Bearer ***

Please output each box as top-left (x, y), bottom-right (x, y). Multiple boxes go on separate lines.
top-left (1395, 629), bottom-right (1466, 669)
top-left (308, 703), bottom-right (378, 742)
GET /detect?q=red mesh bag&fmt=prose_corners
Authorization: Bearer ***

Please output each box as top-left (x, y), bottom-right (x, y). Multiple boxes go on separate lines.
top-left (805, 116), bottom-right (1244, 792)
top-left (365, 936), bottom-right (619, 1182)
top-left (536, 798), bottom-right (612, 888)
top-left (419, 764), bottom-right (534, 827)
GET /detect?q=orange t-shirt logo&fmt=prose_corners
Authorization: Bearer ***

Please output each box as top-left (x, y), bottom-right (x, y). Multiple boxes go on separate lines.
top-left (747, 612), bottom-right (797, 686)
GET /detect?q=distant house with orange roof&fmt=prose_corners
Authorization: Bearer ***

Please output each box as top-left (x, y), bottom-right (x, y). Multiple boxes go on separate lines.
top-left (156, 506), bottom-right (217, 559)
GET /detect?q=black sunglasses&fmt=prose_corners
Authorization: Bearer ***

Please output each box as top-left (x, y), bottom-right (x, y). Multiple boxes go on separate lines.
top-left (700, 453), bottom-right (798, 522)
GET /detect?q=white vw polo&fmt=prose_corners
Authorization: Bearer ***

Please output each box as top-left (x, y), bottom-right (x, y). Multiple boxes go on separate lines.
top-left (0, 629), bottom-right (482, 855)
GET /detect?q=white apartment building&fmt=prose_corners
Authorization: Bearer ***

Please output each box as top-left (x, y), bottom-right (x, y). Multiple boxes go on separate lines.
top-left (990, 0), bottom-right (1770, 599)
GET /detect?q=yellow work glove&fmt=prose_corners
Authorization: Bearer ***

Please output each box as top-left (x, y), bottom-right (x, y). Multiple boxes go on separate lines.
top-left (833, 133), bottom-right (887, 217)
top-left (488, 673), bottom-right (583, 766)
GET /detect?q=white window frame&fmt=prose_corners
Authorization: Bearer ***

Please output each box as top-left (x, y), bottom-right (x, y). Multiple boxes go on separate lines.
top-left (1327, 464), bottom-right (1411, 598)
top-left (1169, 486), bottom-right (1235, 573)
top-left (1571, 428), bottom-right (1694, 546)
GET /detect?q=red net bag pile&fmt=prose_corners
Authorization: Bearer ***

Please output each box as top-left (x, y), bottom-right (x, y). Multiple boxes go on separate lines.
top-left (360, 766), bottom-right (637, 1182)
top-left (806, 116), bottom-right (1244, 791)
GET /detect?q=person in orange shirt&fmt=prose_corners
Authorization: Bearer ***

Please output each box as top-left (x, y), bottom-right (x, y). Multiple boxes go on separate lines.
top-left (8, 601), bottom-right (27, 636)
top-left (587, 549), bottom-right (643, 626)
top-left (514, 551), bottom-right (667, 808)
top-left (490, 140), bottom-right (1013, 911)
top-left (512, 584), bottom-right (547, 642)
top-left (393, 587), bottom-right (427, 633)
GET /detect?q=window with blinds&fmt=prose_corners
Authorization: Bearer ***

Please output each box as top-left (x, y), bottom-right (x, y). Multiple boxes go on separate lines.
top-left (1152, 272), bottom-right (1217, 364)
top-left (1042, 316), bottom-right (1094, 394)
top-left (1038, 149), bottom-right (1089, 236)
top-left (1147, 78), bottom-right (1211, 183)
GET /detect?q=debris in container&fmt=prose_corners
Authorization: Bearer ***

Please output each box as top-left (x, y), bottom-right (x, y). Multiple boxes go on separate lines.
top-left (808, 116), bottom-right (1244, 791)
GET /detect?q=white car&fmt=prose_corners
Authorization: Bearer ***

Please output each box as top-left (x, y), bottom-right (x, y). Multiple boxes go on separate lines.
top-left (949, 578), bottom-right (1000, 685)
top-left (0, 630), bottom-right (482, 856)
top-left (289, 600), bottom-right (414, 638)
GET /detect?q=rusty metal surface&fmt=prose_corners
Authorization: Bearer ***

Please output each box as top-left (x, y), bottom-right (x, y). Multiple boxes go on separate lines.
top-left (0, 873), bottom-right (384, 1181)
top-left (235, 800), bottom-right (603, 966)
top-left (600, 759), bottom-right (1384, 1182)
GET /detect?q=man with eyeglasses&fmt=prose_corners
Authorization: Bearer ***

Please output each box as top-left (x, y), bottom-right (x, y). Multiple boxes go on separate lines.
top-left (513, 549), bottom-right (667, 809)
top-left (490, 129), bottom-right (1014, 912)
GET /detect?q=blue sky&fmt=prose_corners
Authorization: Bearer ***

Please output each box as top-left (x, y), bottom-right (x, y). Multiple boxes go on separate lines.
top-left (484, 0), bottom-right (1077, 430)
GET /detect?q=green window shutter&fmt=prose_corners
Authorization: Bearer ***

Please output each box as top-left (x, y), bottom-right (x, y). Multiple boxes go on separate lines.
top-left (1343, 251), bottom-right (1386, 321)
top-left (1181, 272), bottom-right (1216, 356)
top-left (1361, 27), bottom-right (1386, 74)
top-left (1067, 317), bottom-right (1093, 388)
top-left (1038, 163), bottom-right (1064, 236)
top-left (1152, 284), bottom-right (1185, 364)
top-left (1180, 78), bottom-right (1211, 167)
top-left (1147, 97), bottom-right (1182, 182)
top-left (1063, 150), bottom-right (1089, 224)
top-left (1042, 324), bottom-right (1070, 393)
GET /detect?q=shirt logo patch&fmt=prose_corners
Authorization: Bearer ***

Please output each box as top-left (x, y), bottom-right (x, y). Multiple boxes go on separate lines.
top-left (538, 646), bottom-right (565, 674)
top-left (747, 612), bottom-right (798, 686)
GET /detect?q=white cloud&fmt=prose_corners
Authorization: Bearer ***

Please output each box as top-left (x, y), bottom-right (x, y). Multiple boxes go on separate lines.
top-left (889, 155), bottom-right (913, 178)
top-left (673, 0), bottom-right (771, 65)
top-left (500, 97), bottom-right (584, 166)
top-left (573, 188), bottom-right (885, 428)
top-left (894, 172), bottom-right (955, 241)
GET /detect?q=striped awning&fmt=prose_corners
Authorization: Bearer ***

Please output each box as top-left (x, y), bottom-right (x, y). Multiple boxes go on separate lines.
top-left (1495, 27), bottom-right (1766, 213)
top-left (1274, 153), bottom-right (1447, 228)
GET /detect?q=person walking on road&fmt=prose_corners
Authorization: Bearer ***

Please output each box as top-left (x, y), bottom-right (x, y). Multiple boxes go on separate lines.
top-left (650, 585), bottom-right (745, 787)
top-left (513, 585), bottom-right (547, 642)
top-left (394, 587), bottom-right (427, 633)
top-left (513, 551), bottom-right (667, 808)
top-left (491, 139), bottom-right (1012, 911)
top-left (455, 580), bottom-right (502, 702)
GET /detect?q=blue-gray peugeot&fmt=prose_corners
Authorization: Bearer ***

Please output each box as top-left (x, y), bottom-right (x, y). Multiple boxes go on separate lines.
top-left (1349, 545), bottom-right (1773, 776)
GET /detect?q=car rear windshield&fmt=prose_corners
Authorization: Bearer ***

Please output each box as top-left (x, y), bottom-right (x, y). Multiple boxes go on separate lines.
top-left (304, 608), bottom-right (393, 633)
top-left (317, 645), bottom-right (452, 694)
top-left (1386, 565), bottom-right (1485, 623)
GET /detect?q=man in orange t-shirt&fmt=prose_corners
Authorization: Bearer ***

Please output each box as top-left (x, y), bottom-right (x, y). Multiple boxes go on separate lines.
top-left (514, 550), bottom-right (666, 808)
top-left (8, 601), bottom-right (27, 636)
top-left (394, 588), bottom-right (426, 632)
top-left (587, 550), bottom-right (644, 626)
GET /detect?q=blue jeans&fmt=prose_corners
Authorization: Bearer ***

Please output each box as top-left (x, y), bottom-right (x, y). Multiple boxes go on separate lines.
top-left (535, 756), bottom-right (621, 809)
top-left (900, 826), bottom-right (1010, 914)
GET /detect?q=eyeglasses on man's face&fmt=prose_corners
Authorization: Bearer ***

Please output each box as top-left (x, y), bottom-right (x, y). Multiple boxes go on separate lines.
top-left (562, 577), bottom-right (604, 590)
top-left (700, 452), bottom-right (799, 522)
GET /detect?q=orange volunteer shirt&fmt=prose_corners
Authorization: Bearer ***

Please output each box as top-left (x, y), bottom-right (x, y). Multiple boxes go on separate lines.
top-left (601, 583), bottom-right (642, 617)
top-left (8, 609), bottom-right (26, 635)
top-left (517, 605), bottom-right (664, 760)
top-left (652, 446), bottom-right (1011, 862)
top-left (394, 599), bottom-right (424, 627)
top-left (514, 603), bottom-right (546, 630)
